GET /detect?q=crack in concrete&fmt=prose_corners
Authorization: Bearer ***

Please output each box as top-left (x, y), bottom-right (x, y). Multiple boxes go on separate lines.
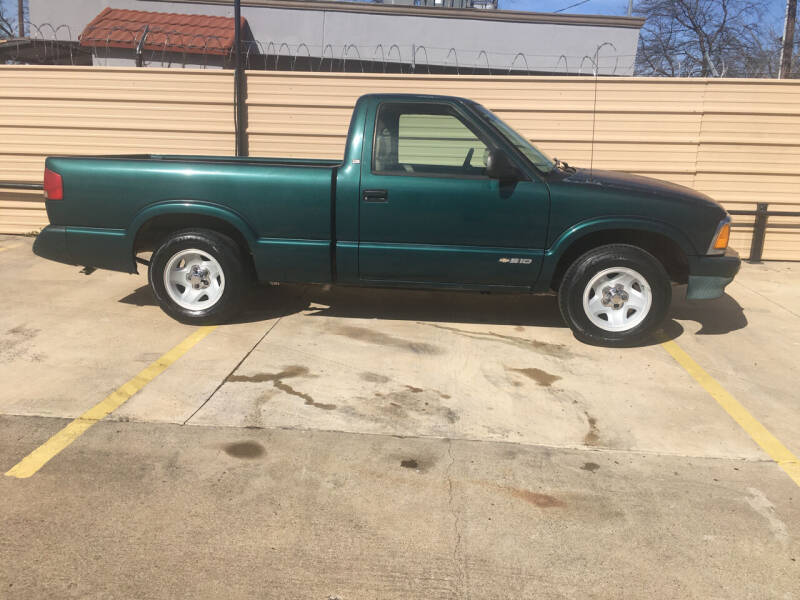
top-left (446, 439), bottom-right (467, 597)
top-left (182, 317), bottom-right (283, 425)
top-left (7, 411), bottom-right (777, 465)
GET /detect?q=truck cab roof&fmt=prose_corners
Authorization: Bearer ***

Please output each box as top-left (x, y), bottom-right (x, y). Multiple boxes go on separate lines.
top-left (355, 93), bottom-right (474, 105)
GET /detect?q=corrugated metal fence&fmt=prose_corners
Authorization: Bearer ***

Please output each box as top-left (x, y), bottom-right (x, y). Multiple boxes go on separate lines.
top-left (0, 66), bottom-right (234, 234)
top-left (1, 65), bottom-right (799, 259)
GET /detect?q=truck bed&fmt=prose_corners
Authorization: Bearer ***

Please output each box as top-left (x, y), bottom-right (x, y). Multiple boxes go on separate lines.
top-left (44, 153), bottom-right (340, 282)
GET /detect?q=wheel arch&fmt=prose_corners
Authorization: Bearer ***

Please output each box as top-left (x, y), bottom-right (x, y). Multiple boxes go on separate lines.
top-left (544, 218), bottom-right (693, 290)
top-left (128, 202), bottom-right (258, 274)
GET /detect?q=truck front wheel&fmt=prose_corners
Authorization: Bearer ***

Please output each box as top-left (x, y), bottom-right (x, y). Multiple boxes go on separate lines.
top-left (149, 229), bottom-right (248, 325)
top-left (557, 244), bottom-right (671, 346)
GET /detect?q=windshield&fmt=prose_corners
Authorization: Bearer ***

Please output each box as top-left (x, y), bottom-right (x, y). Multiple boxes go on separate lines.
top-left (471, 103), bottom-right (556, 174)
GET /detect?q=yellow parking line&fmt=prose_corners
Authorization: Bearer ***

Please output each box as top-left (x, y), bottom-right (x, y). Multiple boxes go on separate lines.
top-left (0, 243), bottom-right (22, 253)
top-left (662, 339), bottom-right (800, 487)
top-left (5, 326), bottom-right (216, 479)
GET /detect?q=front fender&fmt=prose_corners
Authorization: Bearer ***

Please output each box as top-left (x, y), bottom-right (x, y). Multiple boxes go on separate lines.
top-left (536, 217), bottom-right (697, 289)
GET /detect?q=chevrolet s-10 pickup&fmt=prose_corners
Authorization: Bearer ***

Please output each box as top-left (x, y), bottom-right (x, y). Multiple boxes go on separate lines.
top-left (33, 93), bottom-right (740, 346)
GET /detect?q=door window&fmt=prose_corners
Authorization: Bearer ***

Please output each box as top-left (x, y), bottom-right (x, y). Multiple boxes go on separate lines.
top-left (372, 103), bottom-right (491, 178)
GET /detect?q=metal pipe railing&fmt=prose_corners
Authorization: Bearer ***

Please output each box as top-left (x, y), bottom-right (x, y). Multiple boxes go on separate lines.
top-left (728, 203), bottom-right (800, 263)
top-left (0, 182), bottom-right (44, 190)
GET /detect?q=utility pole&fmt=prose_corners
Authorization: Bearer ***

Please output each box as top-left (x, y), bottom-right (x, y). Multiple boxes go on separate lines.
top-left (233, 0), bottom-right (247, 156)
top-left (18, 0), bottom-right (24, 37)
top-left (779, 0), bottom-right (797, 78)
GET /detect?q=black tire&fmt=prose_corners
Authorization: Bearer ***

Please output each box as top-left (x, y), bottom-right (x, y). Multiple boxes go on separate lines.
top-left (557, 244), bottom-right (671, 347)
top-left (149, 228), bottom-right (249, 325)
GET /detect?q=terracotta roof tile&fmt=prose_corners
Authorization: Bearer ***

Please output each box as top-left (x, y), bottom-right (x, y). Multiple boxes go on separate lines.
top-left (79, 7), bottom-right (246, 56)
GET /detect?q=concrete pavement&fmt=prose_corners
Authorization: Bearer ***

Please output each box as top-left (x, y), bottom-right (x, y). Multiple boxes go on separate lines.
top-left (1, 234), bottom-right (798, 598)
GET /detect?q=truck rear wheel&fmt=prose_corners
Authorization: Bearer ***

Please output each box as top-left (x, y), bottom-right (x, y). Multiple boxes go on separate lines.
top-left (557, 244), bottom-right (671, 346)
top-left (149, 229), bottom-right (248, 325)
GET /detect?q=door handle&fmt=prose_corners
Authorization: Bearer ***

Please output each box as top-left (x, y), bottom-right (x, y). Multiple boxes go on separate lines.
top-left (363, 189), bottom-right (388, 203)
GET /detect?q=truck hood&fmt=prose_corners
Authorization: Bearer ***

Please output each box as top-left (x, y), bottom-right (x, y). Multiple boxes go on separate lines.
top-left (561, 168), bottom-right (724, 212)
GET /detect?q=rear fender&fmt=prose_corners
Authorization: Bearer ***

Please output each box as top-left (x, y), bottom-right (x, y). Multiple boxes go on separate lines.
top-left (127, 201), bottom-right (258, 269)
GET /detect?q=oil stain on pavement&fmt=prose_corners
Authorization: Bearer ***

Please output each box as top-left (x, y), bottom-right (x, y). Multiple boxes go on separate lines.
top-left (584, 412), bottom-right (600, 446)
top-left (420, 322), bottom-right (573, 359)
top-left (506, 366), bottom-right (562, 387)
top-left (227, 366), bottom-right (336, 411)
top-left (223, 441), bottom-right (266, 459)
top-left (331, 325), bottom-right (443, 355)
top-left (504, 487), bottom-right (565, 508)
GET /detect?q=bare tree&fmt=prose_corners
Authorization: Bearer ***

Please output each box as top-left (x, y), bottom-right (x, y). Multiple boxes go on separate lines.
top-left (0, 4), bottom-right (18, 39)
top-left (634, 0), bottom-right (779, 77)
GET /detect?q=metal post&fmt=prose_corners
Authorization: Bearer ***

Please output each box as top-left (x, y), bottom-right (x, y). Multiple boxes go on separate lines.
top-left (18, 0), bottom-right (24, 37)
top-left (779, 0), bottom-right (797, 79)
top-left (135, 26), bottom-right (150, 68)
top-left (627, 0), bottom-right (633, 17)
top-left (749, 202), bottom-right (769, 263)
top-left (234, 0), bottom-right (248, 156)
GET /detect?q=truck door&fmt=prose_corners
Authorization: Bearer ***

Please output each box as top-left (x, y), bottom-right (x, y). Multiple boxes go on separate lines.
top-left (358, 100), bottom-right (549, 287)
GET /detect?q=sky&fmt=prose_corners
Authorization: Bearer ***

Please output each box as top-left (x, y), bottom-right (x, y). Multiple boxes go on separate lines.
top-left (1, 0), bottom-right (25, 32)
top-left (0, 0), bottom-right (19, 15)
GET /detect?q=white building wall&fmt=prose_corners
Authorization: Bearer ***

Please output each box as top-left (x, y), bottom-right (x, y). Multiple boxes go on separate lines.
top-left (30, 0), bottom-right (641, 75)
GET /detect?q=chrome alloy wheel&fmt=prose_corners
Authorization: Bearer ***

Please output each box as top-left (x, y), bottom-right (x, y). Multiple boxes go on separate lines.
top-left (582, 267), bottom-right (652, 332)
top-left (163, 248), bottom-right (225, 310)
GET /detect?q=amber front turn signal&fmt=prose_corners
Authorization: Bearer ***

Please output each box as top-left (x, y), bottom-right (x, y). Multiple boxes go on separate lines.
top-left (713, 222), bottom-right (730, 250)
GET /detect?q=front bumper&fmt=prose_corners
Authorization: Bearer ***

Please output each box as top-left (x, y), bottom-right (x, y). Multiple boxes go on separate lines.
top-left (686, 247), bottom-right (741, 300)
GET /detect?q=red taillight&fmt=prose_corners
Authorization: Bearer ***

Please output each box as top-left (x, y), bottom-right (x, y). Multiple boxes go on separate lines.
top-left (43, 168), bottom-right (63, 200)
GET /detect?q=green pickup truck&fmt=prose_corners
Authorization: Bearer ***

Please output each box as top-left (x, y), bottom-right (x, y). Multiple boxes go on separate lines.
top-left (34, 93), bottom-right (740, 346)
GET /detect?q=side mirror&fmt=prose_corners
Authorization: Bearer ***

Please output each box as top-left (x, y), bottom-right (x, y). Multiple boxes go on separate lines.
top-left (486, 149), bottom-right (520, 181)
